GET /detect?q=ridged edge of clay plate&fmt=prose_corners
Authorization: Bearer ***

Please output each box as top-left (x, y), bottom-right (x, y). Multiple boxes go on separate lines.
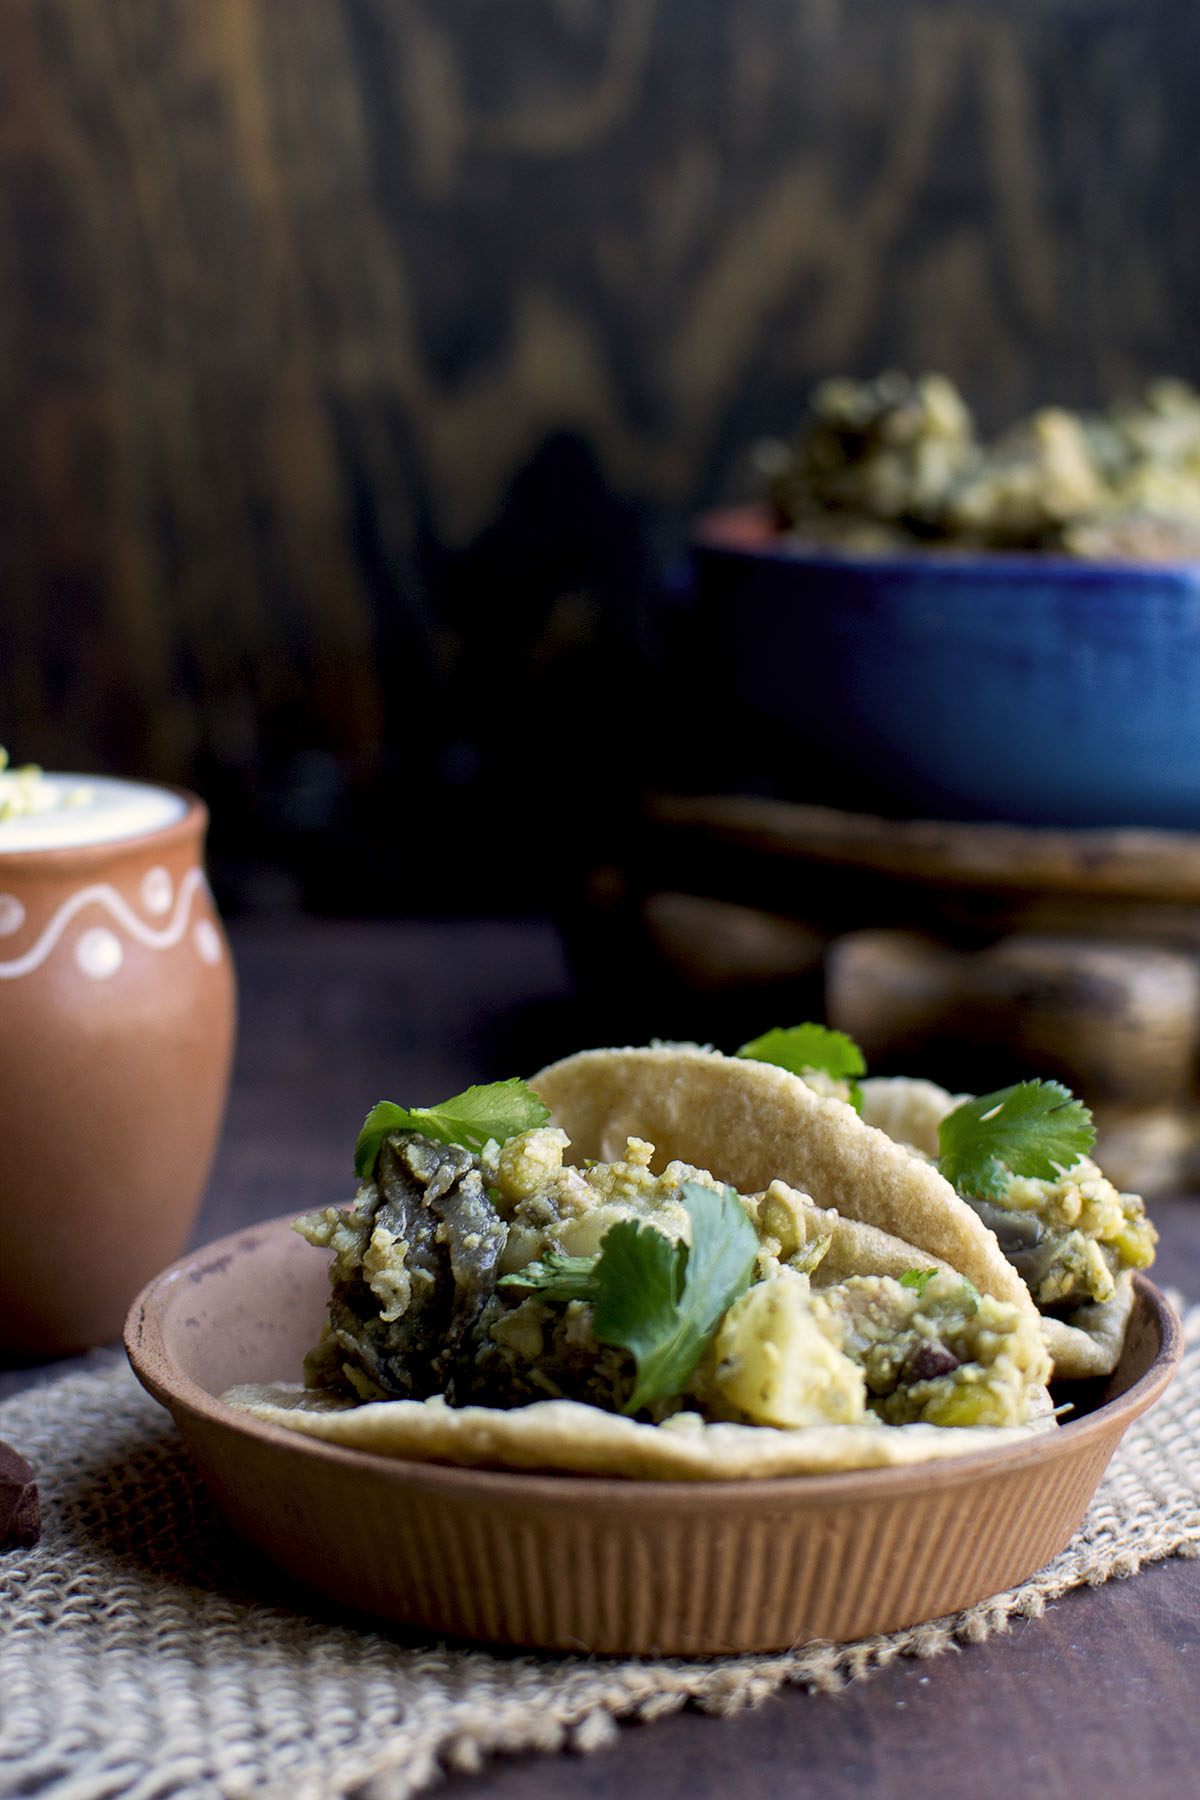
top-left (125, 1216), bottom-right (1181, 1655)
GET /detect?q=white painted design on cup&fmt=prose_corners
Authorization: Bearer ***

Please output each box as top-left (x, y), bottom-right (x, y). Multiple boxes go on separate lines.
top-left (75, 926), bottom-right (124, 979)
top-left (193, 918), bottom-right (222, 965)
top-left (0, 866), bottom-right (209, 980)
top-left (0, 894), bottom-right (25, 936)
top-left (142, 866), bottom-right (174, 915)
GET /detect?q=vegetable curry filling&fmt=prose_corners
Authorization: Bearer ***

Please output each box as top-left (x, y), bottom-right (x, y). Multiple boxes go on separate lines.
top-left (962, 1163), bottom-right (1156, 1311)
top-left (298, 1125), bottom-right (1051, 1433)
top-left (235, 1028), bottom-right (1161, 1475)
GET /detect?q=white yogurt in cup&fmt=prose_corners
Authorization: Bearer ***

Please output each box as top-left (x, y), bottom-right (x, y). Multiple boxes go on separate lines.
top-left (0, 760), bottom-right (187, 853)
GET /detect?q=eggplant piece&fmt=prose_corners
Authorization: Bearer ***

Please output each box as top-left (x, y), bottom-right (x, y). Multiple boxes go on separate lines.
top-left (313, 1133), bottom-right (507, 1401)
top-left (964, 1197), bottom-right (1046, 1259)
top-left (963, 1196), bottom-right (1098, 1304)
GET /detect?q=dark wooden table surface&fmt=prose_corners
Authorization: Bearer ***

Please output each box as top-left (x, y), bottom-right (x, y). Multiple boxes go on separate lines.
top-left (5, 911), bottom-right (1200, 1800)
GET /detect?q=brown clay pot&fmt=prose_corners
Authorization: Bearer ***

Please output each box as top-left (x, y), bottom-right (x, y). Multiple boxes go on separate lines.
top-left (0, 785), bottom-right (235, 1354)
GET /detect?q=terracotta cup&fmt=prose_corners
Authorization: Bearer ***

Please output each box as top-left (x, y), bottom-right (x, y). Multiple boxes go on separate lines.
top-left (0, 780), bottom-right (236, 1354)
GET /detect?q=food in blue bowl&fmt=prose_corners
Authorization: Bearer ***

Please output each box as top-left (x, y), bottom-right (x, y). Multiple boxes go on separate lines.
top-left (689, 374), bottom-right (1200, 828)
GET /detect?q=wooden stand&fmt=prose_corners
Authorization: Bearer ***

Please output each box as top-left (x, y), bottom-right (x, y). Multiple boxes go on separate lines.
top-left (592, 793), bottom-right (1200, 1194)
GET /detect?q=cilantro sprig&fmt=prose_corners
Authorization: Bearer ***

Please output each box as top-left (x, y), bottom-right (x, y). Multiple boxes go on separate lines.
top-left (354, 1079), bottom-right (550, 1178)
top-left (736, 1023), bottom-right (866, 1111)
top-left (501, 1181), bottom-right (759, 1415)
top-left (936, 1080), bottom-right (1095, 1202)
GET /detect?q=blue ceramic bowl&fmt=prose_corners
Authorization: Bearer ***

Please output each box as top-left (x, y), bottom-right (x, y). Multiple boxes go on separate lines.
top-left (689, 506), bottom-right (1200, 829)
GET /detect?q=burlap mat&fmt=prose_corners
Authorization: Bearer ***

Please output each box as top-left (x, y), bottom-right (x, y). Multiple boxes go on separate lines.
top-left (3, 1317), bottom-right (1200, 1800)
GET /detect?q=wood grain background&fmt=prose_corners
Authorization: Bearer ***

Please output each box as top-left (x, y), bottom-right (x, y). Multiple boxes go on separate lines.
top-left (1, 0), bottom-right (1197, 907)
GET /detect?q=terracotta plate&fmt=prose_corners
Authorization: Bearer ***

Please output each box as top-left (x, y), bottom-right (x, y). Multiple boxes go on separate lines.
top-left (125, 1215), bottom-right (1182, 1655)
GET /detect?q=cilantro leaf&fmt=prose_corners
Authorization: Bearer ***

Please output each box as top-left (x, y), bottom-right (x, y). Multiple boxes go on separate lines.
top-left (936, 1080), bottom-right (1095, 1202)
top-left (589, 1217), bottom-right (690, 1413)
top-left (501, 1180), bottom-right (760, 1416)
top-left (354, 1079), bottom-right (550, 1178)
top-left (736, 1023), bottom-right (866, 1110)
top-left (497, 1251), bottom-right (599, 1304)
top-left (596, 1182), bottom-right (760, 1415)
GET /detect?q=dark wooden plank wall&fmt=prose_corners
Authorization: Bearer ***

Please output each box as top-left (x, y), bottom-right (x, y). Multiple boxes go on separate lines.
top-left (1, 0), bottom-right (1196, 907)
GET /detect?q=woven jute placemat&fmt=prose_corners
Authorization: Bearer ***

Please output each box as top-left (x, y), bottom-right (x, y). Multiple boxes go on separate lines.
top-left (3, 1322), bottom-right (1200, 1800)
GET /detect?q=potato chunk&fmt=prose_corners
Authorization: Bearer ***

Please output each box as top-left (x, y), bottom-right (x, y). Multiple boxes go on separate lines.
top-left (708, 1270), bottom-right (866, 1428)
